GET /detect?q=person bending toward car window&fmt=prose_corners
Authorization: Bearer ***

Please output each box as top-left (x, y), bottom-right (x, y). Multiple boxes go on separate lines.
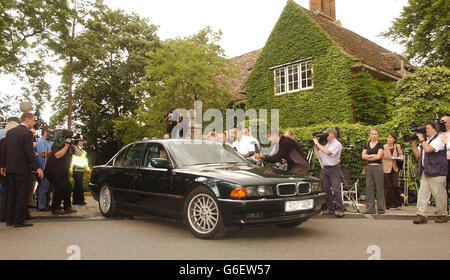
top-left (362, 128), bottom-right (385, 215)
top-left (44, 130), bottom-right (81, 215)
top-left (255, 128), bottom-right (309, 175)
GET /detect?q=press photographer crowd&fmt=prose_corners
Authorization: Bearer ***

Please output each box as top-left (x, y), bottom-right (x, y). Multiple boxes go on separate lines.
top-left (0, 113), bottom-right (90, 227)
top-left (0, 111), bottom-right (449, 227)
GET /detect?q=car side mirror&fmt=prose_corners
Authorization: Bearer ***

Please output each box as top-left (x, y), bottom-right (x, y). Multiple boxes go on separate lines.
top-left (151, 158), bottom-right (171, 169)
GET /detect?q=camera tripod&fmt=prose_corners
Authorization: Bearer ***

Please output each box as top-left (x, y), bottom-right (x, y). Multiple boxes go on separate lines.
top-left (398, 147), bottom-right (419, 206)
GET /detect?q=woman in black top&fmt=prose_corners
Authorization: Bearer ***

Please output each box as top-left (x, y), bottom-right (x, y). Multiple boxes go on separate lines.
top-left (362, 129), bottom-right (386, 214)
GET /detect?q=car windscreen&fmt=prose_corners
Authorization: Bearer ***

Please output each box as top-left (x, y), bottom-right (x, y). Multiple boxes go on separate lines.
top-left (166, 141), bottom-right (249, 167)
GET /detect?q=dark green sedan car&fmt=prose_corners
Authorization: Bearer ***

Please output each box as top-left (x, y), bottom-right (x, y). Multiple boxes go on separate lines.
top-left (89, 139), bottom-right (327, 239)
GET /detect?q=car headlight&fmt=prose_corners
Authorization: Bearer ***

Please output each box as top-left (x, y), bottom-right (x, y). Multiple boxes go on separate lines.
top-left (245, 186), bottom-right (273, 197)
top-left (311, 182), bottom-right (322, 193)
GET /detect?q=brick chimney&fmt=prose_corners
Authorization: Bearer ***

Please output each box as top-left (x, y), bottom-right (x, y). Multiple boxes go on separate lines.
top-left (309, 0), bottom-right (336, 21)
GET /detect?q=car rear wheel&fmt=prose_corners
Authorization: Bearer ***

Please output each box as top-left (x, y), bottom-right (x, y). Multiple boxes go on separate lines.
top-left (184, 186), bottom-right (225, 239)
top-left (99, 185), bottom-right (118, 218)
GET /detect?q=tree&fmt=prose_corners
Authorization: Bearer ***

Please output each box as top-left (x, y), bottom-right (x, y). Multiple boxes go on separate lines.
top-left (51, 5), bottom-right (160, 164)
top-left (0, 0), bottom-right (71, 113)
top-left (392, 66), bottom-right (450, 134)
top-left (119, 27), bottom-right (236, 140)
top-left (383, 0), bottom-right (450, 67)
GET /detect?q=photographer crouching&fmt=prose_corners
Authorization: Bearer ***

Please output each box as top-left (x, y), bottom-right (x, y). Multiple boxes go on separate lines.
top-left (44, 129), bottom-right (82, 215)
top-left (313, 128), bottom-right (345, 218)
top-left (410, 121), bottom-right (448, 224)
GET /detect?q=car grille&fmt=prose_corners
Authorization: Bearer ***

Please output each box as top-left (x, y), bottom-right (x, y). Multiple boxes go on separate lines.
top-left (298, 182), bottom-right (311, 194)
top-left (277, 183), bottom-right (297, 196)
top-left (276, 182), bottom-right (311, 196)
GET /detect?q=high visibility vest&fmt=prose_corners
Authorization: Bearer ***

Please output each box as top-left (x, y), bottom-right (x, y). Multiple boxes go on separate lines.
top-left (70, 150), bottom-right (90, 172)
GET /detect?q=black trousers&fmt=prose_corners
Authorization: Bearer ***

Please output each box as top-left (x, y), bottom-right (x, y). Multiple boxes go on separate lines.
top-left (72, 170), bottom-right (85, 204)
top-left (46, 171), bottom-right (72, 211)
top-left (6, 172), bottom-right (31, 225)
top-left (0, 176), bottom-right (9, 221)
top-left (384, 171), bottom-right (402, 208)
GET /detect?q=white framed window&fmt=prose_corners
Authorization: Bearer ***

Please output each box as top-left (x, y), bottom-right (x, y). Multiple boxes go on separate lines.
top-left (271, 59), bottom-right (313, 95)
top-left (274, 68), bottom-right (285, 94)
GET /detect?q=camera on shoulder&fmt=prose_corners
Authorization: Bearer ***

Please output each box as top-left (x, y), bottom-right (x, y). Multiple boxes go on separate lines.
top-left (403, 117), bottom-right (446, 142)
top-left (310, 127), bottom-right (341, 146)
top-left (46, 129), bottom-right (75, 147)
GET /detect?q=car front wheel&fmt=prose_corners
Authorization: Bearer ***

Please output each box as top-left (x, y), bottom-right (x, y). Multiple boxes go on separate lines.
top-left (99, 185), bottom-right (118, 218)
top-left (184, 186), bottom-right (225, 239)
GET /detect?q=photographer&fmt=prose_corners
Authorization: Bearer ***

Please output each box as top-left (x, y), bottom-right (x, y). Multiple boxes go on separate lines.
top-left (44, 130), bottom-right (81, 215)
top-left (313, 128), bottom-right (345, 218)
top-left (411, 121), bottom-right (448, 224)
top-left (255, 128), bottom-right (309, 175)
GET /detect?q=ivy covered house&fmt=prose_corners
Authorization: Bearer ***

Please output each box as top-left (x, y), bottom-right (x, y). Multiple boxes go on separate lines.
top-left (228, 0), bottom-right (413, 127)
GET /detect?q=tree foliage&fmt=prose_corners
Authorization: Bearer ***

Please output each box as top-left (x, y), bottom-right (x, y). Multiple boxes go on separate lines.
top-left (392, 66), bottom-right (450, 134)
top-left (0, 0), bottom-right (70, 72)
top-left (116, 27), bottom-right (236, 141)
top-left (383, 0), bottom-right (450, 67)
top-left (51, 5), bottom-right (160, 164)
top-left (0, 0), bottom-right (71, 112)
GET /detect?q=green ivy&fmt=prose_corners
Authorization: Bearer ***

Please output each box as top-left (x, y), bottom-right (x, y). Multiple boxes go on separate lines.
top-left (350, 72), bottom-right (396, 125)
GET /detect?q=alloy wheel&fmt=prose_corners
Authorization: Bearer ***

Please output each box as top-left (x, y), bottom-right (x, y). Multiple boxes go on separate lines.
top-left (187, 193), bottom-right (220, 235)
top-left (99, 186), bottom-right (111, 214)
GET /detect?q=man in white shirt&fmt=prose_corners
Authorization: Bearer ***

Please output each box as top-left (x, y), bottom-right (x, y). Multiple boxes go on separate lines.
top-left (244, 126), bottom-right (260, 151)
top-left (411, 121), bottom-right (448, 224)
top-left (313, 128), bottom-right (344, 218)
top-left (232, 127), bottom-right (257, 158)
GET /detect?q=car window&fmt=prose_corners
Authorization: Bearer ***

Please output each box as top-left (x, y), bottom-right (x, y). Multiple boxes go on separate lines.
top-left (167, 140), bottom-right (249, 167)
top-left (113, 148), bottom-right (128, 167)
top-left (143, 144), bottom-right (169, 167)
top-left (123, 143), bottom-right (145, 167)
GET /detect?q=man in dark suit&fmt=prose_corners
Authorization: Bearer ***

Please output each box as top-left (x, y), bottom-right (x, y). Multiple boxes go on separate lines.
top-left (0, 113), bottom-right (43, 227)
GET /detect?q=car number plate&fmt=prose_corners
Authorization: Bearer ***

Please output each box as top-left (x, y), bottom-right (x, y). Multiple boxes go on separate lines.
top-left (285, 199), bottom-right (314, 212)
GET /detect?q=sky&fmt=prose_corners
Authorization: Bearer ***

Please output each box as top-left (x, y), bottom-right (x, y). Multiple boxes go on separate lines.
top-left (1, 0), bottom-right (409, 124)
top-left (104, 0), bottom-right (408, 57)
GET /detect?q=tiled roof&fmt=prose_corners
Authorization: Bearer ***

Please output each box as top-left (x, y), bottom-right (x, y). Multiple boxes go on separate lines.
top-left (227, 49), bottom-right (261, 104)
top-left (302, 6), bottom-right (412, 79)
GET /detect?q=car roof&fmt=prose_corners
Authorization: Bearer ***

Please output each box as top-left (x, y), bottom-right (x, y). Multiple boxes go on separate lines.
top-left (135, 139), bottom-right (218, 144)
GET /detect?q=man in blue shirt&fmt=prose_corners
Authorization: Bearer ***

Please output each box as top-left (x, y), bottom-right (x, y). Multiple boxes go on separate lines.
top-left (35, 127), bottom-right (53, 211)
